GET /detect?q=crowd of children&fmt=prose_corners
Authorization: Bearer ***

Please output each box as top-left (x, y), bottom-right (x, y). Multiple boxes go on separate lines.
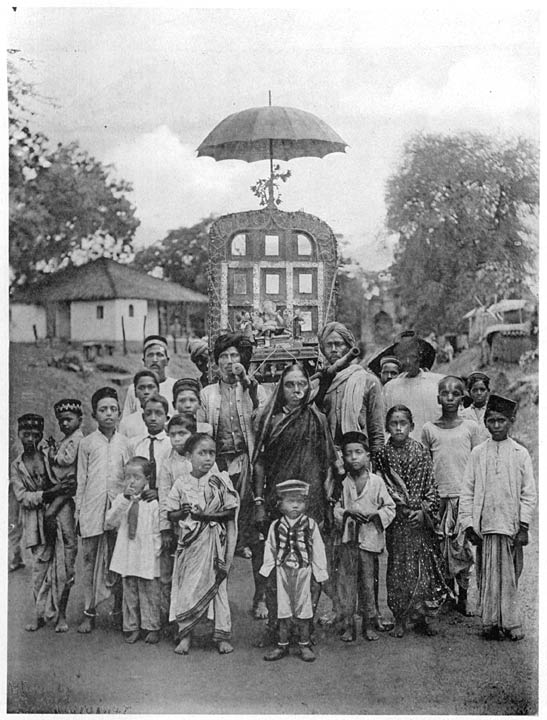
top-left (9, 362), bottom-right (536, 660)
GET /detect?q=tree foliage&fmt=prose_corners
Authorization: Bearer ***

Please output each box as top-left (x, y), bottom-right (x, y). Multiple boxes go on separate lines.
top-left (132, 217), bottom-right (215, 295)
top-left (9, 54), bottom-right (140, 287)
top-left (386, 133), bottom-right (538, 333)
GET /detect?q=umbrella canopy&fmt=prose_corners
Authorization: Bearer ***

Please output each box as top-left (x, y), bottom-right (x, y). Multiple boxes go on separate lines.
top-left (197, 105), bottom-right (347, 163)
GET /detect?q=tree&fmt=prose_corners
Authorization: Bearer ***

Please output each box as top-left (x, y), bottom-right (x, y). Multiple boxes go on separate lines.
top-left (335, 254), bottom-right (365, 342)
top-left (385, 133), bottom-right (538, 333)
top-left (9, 54), bottom-right (140, 287)
top-left (132, 217), bottom-right (215, 294)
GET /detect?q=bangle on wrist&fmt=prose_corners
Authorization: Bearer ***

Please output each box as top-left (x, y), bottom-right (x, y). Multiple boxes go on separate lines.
top-left (253, 497), bottom-right (264, 505)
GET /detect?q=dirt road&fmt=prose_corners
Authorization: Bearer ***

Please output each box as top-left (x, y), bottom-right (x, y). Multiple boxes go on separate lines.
top-left (7, 534), bottom-right (537, 714)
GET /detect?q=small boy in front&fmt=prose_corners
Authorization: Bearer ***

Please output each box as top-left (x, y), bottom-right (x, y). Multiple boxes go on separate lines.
top-left (106, 457), bottom-right (162, 644)
top-left (75, 387), bottom-right (130, 633)
top-left (334, 431), bottom-right (395, 642)
top-left (119, 370), bottom-right (160, 439)
top-left (260, 480), bottom-right (328, 663)
top-left (459, 394), bottom-right (536, 640)
top-left (130, 393), bottom-right (171, 491)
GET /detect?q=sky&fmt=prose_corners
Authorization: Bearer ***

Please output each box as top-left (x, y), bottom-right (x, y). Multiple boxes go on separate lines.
top-left (6, 4), bottom-right (540, 271)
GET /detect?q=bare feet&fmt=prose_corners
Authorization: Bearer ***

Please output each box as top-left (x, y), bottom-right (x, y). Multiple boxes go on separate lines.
top-left (55, 617), bottom-right (69, 633)
top-left (144, 630), bottom-right (160, 644)
top-left (506, 629), bottom-right (525, 641)
top-left (318, 610), bottom-right (338, 626)
top-left (217, 640), bottom-right (234, 654)
top-left (77, 615), bottom-right (95, 634)
top-left (340, 628), bottom-right (356, 642)
top-left (364, 627), bottom-right (380, 641)
top-left (25, 617), bottom-right (45, 632)
top-left (174, 635), bottom-right (191, 655)
top-left (374, 616), bottom-right (395, 632)
top-left (253, 600), bottom-right (268, 620)
top-left (390, 622), bottom-right (405, 638)
top-left (125, 630), bottom-right (140, 644)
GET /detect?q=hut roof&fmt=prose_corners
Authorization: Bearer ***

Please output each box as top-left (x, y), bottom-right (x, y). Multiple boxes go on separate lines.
top-left (11, 258), bottom-right (208, 305)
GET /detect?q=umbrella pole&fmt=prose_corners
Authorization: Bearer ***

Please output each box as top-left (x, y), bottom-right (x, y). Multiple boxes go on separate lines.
top-left (268, 138), bottom-right (275, 208)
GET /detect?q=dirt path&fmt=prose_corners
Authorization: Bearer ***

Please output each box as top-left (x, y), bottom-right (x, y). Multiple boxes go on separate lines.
top-left (8, 533), bottom-right (537, 714)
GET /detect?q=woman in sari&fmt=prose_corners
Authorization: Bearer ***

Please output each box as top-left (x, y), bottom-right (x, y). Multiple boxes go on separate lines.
top-left (375, 405), bottom-right (452, 637)
top-left (166, 433), bottom-right (239, 655)
top-left (252, 363), bottom-right (337, 641)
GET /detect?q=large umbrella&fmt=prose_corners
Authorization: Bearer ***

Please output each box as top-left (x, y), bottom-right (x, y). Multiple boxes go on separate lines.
top-left (197, 97), bottom-right (347, 205)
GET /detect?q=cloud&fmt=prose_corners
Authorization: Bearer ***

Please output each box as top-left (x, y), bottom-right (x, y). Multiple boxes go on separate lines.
top-left (341, 52), bottom-right (537, 119)
top-left (108, 125), bottom-right (262, 246)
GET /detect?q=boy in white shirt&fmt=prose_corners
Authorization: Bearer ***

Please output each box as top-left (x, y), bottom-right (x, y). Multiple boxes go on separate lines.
top-left (76, 387), bottom-right (131, 633)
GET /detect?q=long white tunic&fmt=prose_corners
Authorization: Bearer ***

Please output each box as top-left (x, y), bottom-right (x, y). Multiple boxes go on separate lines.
top-left (459, 438), bottom-right (536, 538)
top-left (75, 429), bottom-right (131, 538)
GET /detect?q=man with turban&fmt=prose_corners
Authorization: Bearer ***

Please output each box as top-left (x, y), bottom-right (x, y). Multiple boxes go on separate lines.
top-left (200, 332), bottom-right (269, 618)
top-left (317, 321), bottom-right (387, 629)
top-left (318, 322), bottom-right (385, 462)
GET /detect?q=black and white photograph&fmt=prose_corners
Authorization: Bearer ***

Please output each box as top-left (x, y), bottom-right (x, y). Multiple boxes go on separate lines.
top-left (6, 4), bottom-right (539, 715)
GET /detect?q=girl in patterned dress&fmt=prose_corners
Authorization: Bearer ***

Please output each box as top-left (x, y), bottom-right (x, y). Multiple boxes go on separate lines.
top-left (376, 405), bottom-right (452, 638)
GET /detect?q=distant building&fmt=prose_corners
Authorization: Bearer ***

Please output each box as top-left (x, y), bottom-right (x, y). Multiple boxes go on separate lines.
top-left (10, 258), bottom-right (208, 346)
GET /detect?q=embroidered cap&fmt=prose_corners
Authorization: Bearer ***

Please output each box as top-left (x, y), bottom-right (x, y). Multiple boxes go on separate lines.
top-left (54, 398), bottom-right (83, 417)
top-left (485, 394), bottom-right (517, 420)
top-left (276, 479), bottom-right (309, 498)
top-left (17, 413), bottom-right (44, 432)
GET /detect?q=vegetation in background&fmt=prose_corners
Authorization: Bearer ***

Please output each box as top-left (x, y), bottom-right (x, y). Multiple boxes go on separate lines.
top-left (386, 133), bottom-right (538, 334)
top-left (9, 53), bottom-right (139, 288)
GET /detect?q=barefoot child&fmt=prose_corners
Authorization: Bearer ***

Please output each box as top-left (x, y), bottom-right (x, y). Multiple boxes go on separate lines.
top-left (75, 387), bottom-right (131, 633)
top-left (166, 433), bottom-right (239, 655)
top-left (421, 376), bottom-right (482, 615)
top-left (376, 406), bottom-right (452, 638)
top-left (334, 431), bottom-right (395, 642)
top-left (119, 371), bottom-right (160, 439)
top-left (43, 398), bottom-right (83, 627)
top-left (11, 414), bottom-right (77, 632)
top-left (172, 378), bottom-right (213, 434)
top-left (461, 372), bottom-right (491, 442)
top-left (459, 394), bottom-right (536, 640)
top-left (106, 457), bottom-right (162, 644)
top-left (157, 412), bottom-right (198, 628)
top-left (260, 480), bottom-right (328, 663)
